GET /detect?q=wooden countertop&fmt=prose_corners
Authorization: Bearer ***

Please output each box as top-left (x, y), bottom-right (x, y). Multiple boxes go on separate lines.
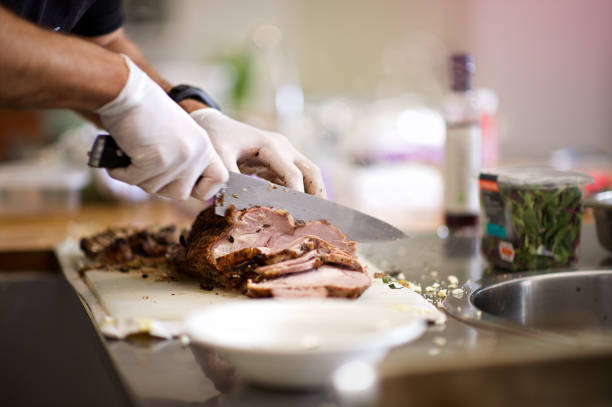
top-left (0, 201), bottom-right (197, 251)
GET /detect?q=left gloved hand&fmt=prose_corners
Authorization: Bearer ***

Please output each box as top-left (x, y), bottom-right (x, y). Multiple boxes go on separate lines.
top-left (190, 108), bottom-right (327, 198)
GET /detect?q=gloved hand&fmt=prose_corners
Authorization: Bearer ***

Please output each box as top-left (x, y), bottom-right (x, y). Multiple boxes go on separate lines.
top-left (95, 55), bottom-right (228, 201)
top-left (190, 108), bottom-right (327, 197)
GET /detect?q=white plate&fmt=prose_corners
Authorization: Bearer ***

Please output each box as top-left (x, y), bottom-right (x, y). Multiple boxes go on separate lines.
top-left (185, 299), bottom-right (426, 388)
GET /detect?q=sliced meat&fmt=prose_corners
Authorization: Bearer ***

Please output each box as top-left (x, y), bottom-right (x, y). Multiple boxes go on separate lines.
top-left (80, 204), bottom-right (371, 300)
top-left (295, 221), bottom-right (357, 255)
top-left (172, 206), bottom-right (369, 298)
top-left (246, 266), bottom-right (371, 299)
top-left (311, 237), bottom-right (363, 271)
top-left (176, 207), bottom-right (298, 280)
top-left (251, 237), bottom-right (363, 278)
top-left (270, 220), bottom-right (356, 255)
top-left (259, 287), bottom-right (329, 298)
top-left (211, 207), bottom-right (296, 259)
top-left (215, 235), bottom-right (315, 269)
top-left (253, 250), bottom-right (321, 277)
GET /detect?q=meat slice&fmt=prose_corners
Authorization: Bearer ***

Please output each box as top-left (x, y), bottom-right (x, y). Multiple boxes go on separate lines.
top-left (246, 266), bottom-right (371, 299)
top-left (249, 237), bottom-right (363, 278)
top-left (253, 250), bottom-right (321, 277)
top-left (296, 221), bottom-right (357, 255)
top-left (211, 207), bottom-right (296, 259)
top-left (310, 237), bottom-right (363, 271)
top-left (216, 235), bottom-right (315, 269)
top-left (269, 220), bottom-right (356, 255)
top-left (172, 206), bottom-right (370, 298)
top-left (259, 287), bottom-right (329, 298)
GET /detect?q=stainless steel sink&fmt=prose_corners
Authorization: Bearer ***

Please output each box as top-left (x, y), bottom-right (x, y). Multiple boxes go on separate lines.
top-left (445, 269), bottom-right (612, 344)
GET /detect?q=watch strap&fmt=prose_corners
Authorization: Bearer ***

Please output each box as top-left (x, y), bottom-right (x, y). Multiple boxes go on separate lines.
top-left (167, 84), bottom-right (221, 111)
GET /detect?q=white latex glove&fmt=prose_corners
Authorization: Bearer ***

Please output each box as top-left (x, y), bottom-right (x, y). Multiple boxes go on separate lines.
top-left (190, 108), bottom-right (327, 198)
top-left (95, 55), bottom-right (228, 201)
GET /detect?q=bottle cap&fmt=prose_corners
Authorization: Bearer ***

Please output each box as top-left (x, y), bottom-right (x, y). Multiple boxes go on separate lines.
top-left (451, 53), bottom-right (475, 91)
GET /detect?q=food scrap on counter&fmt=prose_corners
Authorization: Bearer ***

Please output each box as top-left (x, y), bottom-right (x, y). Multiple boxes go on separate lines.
top-left (375, 271), bottom-right (465, 309)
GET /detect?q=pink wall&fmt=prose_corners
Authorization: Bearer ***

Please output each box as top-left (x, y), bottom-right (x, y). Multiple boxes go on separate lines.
top-left (466, 0), bottom-right (612, 157)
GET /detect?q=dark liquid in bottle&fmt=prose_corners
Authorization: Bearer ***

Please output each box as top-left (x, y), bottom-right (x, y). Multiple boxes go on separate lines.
top-left (445, 213), bottom-right (478, 231)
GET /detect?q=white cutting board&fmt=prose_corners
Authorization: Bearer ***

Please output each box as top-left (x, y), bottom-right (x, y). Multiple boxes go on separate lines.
top-left (58, 239), bottom-right (445, 338)
top-left (83, 268), bottom-right (244, 321)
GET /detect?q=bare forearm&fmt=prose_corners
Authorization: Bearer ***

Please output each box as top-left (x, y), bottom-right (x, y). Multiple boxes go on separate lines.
top-left (0, 6), bottom-right (128, 111)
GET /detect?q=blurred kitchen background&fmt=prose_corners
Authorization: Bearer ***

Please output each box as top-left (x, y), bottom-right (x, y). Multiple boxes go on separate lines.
top-left (1, 0), bottom-right (611, 231)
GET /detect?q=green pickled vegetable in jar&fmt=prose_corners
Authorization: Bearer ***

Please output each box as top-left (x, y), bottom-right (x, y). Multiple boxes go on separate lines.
top-left (479, 167), bottom-right (593, 271)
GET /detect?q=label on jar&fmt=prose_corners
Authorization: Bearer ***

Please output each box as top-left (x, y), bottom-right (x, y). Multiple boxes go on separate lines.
top-left (479, 173), bottom-right (507, 238)
top-left (498, 241), bottom-right (515, 262)
top-left (443, 122), bottom-right (481, 215)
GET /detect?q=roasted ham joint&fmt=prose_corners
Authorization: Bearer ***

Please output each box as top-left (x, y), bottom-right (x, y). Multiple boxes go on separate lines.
top-left (81, 206), bottom-right (371, 299)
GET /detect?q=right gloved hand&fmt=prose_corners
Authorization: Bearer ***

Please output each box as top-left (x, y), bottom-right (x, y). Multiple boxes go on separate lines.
top-left (190, 108), bottom-right (327, 198)
top-left (95, 55), bottom-right (228, 201)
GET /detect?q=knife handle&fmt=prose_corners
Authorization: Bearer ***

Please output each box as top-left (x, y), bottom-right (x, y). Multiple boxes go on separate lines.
top-left (87, 134), bottom-right (202, 184)
top-left (88, 135), bottom-right (204, 186)
top-left (88, 135), bottom-right (131, 168)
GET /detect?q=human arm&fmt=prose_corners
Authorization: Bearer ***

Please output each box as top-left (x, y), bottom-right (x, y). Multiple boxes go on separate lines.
top-left (0, 6), bottom-right (228, 200)
top-left (0, 6), bottom-right (127, 110)
top-left (88, 27), bottom-right (327, 197)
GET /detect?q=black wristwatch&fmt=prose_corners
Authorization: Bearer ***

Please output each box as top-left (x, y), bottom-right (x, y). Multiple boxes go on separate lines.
top-left (167, 84), bottom-right (221, 111)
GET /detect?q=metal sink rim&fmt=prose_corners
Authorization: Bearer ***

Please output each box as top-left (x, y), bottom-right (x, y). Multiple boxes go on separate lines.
top-left (443, 267), bottom-right (612, 346)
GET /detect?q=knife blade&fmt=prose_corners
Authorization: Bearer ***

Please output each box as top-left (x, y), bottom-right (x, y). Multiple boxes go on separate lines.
top-left (215, 172), bottom-right (405, 241)
top-left (88, 134), bottom-right (406, 241)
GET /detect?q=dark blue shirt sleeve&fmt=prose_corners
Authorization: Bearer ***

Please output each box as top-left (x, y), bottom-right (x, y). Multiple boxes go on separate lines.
top-left (72, 0), bottom-right (123, 36)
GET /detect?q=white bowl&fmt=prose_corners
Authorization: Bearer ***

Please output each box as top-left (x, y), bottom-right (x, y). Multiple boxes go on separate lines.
top-left (185, 299), bottom-right (426, 388)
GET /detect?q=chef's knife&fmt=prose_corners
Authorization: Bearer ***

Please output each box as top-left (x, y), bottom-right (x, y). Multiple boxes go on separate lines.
top-left (88, 135), bottom-right (406, 241)
top-left (213, 172), bottom-right (406, 241)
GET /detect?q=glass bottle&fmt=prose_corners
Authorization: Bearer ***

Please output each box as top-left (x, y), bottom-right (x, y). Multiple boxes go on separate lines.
top-left (442, 54), bottom-right (482, 230)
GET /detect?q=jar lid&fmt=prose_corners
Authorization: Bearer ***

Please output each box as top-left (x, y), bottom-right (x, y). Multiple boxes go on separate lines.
top-left (482, 166), bottom-right (593, 188)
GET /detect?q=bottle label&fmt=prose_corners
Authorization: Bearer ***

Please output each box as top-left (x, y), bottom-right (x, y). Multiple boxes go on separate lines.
top-left (443, 123), bottom-right (481, 215)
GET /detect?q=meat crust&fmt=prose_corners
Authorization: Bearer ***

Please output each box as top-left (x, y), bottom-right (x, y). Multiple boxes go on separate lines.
top-left (80, 225), bottom-right (180, 269)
